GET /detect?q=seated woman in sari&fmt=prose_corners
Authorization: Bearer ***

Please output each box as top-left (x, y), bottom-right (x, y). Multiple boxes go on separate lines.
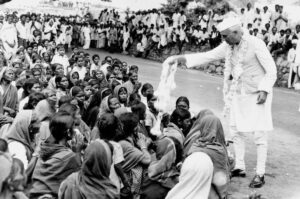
top-left (84, 89), bottom-right (107, 129)
top-left (99, 95), bottom-right (121, 116)
top-left (93, 69), bottom-right (109, 90)
top-left (97, 113), bottom-right (132, 197)
top-left (0, 67), bottom-right (18, 117)
top-left (47, 63), bottom-right (65, 91)
top-left (184, 109), bottom-right (214, 155)
top-left (164, 108), bottom-right (192, 147)
top-left (30, 111), bottom-right (82, 199)
top-left (0, 152), bottom-right (28, 199)
top-left (37, 103), bottom-right (90, 150)
top-left (165, 152), bottom-right (214, 199)
top-left (186, 114), bottom-right (230, 199)
top-left (118, 112), bottom-right (152, 199)
top-left (141, 136), bottom-right (182, 199)
top-left (123, 71), bottom-right (141, 96)
top-left (5, 110), bottom-right (41, 170)
top-left (19, 78), bottom-right (42, 111)
top-left (58, 139), bottom-right (119, 199)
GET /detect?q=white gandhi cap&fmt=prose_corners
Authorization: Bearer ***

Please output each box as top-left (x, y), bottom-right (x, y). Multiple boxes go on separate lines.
top-left (217, 17), bottom-right (242, 32)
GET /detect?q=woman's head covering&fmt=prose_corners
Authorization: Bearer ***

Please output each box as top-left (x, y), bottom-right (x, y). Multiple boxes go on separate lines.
top-left (0, 67), bottom-right (14, 81)
top-left (99, 95), bottom-right (111, 116)
top-left (59, 139), bottom-right (118, 199)
top-left (113, 84), bottom-right (128, 103)
top-left (69, 71), bottom-right (80, 85)
top-left (0, 152), bottom-right (12, 191)
top-left (100, 87), bottom-right (111, 99)
top-left (5, 110), bottom-right (34, 154)
top-left (194, 114), bottom-right (226, 146)
top-left (94, 69), bottom-right (109, 88)
top-left (187, 115), bottom-right (230, 196)
top-left (70, 86), bottom-right (83, 97)
top-left (113, 84), bottom-right (126, 98)
top-left (34, 99), bottom-right (56, 122)
top-left (184, 109), bottom-right (214, 154)
top-left (165, 152), bottom-right (213, 199)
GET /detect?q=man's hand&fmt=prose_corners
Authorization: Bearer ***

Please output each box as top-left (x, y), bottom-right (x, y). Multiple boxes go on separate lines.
top-left (257, 91), bottom-right (268, 104)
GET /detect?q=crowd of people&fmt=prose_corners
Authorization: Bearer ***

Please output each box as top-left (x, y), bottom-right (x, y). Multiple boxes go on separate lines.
top-left (0, 7), bottom-right (234, 199)
top-left (239, 3), bottom-right (300, 89)
top-left (1, 2), bottom-right (298, 88)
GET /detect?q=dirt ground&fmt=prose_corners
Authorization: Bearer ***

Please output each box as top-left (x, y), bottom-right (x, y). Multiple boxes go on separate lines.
top-left (225, 126), bottom-right (300, 199)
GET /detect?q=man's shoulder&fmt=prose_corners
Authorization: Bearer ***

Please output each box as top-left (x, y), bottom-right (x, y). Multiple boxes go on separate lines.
top-left (247, 34), bottom-right (265, 44)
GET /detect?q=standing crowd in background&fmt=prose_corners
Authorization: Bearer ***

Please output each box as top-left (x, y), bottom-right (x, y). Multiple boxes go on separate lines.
top-left (239, 3), bottom-right (300, 89)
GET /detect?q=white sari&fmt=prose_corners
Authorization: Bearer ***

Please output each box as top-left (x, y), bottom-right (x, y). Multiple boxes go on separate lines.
top-left (166, 152), bottom-right (213, 199)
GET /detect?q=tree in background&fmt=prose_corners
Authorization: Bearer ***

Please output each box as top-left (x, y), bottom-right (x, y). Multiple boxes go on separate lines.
top-left (0, 0), bottom-right (11, 4)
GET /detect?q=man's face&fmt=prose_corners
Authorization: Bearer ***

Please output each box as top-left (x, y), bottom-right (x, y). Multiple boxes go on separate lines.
top-left (58, 49), bottom-right (65, 56)
top-left (221, 28), bottom-right (242, 45)
top-left (13, 17), bottom-right (18, 23)
top-left (33, 71), bottom-right (41, 79)
top-left (27, 47), bottom-right (33, 54)
top-left (77, 58), bottom-right (84, 67)
top-left (0, 16), bottom-right (4, 23)
top-left (113, 66), bottom-right (120, 75)
top-left (130, 72), bottom-right (138, 83)
top-left (32, 83), bottom-right (41, 93)
top-left (21, 16), bottom-right (26, 23)
top-left (93, 57), bottom-right (99, 64)
top-left (33, 46), bottom-right (38, 52)
top-left (148, 96), bottom-right (157, 110)
top-left (7, 16), bottom-right (13, 24)
top-left (56, 65), bottom-right (64, 76)
top-left (182, 118), bottom-right (191, 135)
top-left (280, 31), bottom-right (284, 36)
top-left (247, 3), bottom-right (251, 9)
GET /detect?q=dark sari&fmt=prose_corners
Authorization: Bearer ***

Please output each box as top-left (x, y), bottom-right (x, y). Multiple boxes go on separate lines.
top-left (184, 109), bottom-right (214, 156)
top-left (30, 140), bottom-right (81, 198)
top-left (187, 115), bottom-right (230, 199)
top-left (141, 136), bottom-right (181, 199)
top-left (59, 139), bottom-right (119, 199)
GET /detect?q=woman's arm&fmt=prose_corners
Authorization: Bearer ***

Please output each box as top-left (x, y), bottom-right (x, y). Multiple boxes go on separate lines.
top-left (114, 163), bottom-right (130, 188)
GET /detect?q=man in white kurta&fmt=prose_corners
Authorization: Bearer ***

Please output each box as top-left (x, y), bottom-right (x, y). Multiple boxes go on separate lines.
top-left (164, 17), bottom-right (277, 188)
top-left (0, 15), bottom-right (18, 60)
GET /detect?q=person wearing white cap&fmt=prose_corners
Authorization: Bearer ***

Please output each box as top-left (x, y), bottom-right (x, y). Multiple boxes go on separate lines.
top-left (164, 16), bottom-right (277, 188)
